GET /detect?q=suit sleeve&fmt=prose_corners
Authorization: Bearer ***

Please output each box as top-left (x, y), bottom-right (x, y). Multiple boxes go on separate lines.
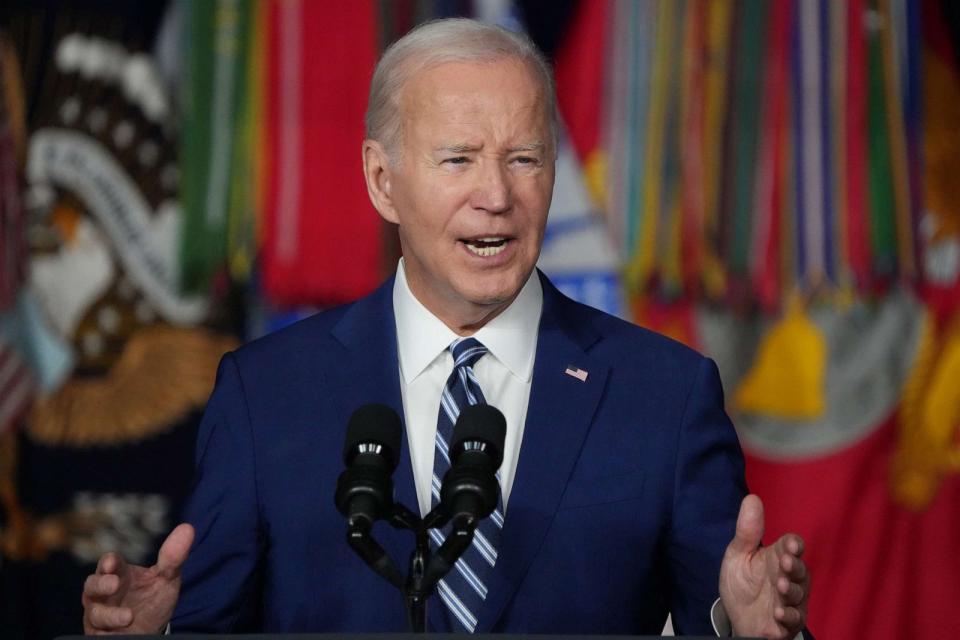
top-left (667, 356), bottom-right (748, 635)
top-left (171, 352), bottom-right (264, 632)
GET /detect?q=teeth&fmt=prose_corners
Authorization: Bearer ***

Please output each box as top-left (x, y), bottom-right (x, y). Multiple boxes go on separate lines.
top-left (465, 242), bottom-right (507, 257)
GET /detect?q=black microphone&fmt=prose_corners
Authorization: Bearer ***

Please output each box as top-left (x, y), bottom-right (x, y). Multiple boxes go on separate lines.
top-left (335, 403), bottom-right (403, 528)
top-left (439, 404), bottom-right (506, 524)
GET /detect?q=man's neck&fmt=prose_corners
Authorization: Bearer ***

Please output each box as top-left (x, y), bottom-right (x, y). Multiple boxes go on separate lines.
top-left (441, 298), bottom-right (519, 336)
top-left (403, 272), bottom-right (524, 336)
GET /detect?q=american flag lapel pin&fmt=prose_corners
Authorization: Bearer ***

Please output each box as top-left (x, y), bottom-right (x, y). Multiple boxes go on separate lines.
top-left (564, 365), bottom-right (588, 382)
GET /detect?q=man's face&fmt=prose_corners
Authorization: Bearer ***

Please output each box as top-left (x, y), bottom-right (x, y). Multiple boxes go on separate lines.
top-left (376, 57), bottom-right (555, 328)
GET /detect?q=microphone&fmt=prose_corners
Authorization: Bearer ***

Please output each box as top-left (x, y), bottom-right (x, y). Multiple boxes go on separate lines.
top-left (420, 404), bottom-right (506, 593)
top-left (335, 403), bottom-right (403, 528)
top-left (439, 404), bottom-right (506, 524)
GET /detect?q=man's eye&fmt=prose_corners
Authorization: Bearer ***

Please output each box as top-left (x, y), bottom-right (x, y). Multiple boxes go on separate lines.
top-left (443, 156), bottom-right (469, 165)
top-left (513, 156), bottom-right (539, 165)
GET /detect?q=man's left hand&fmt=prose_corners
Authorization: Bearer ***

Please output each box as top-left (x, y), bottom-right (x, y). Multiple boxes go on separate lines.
top-left (719, 494), bottom-right (809, 639)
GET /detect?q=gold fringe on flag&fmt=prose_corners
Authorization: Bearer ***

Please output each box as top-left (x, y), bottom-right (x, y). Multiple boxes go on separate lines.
top-left (891, 313), bottom-right (960, 510)
top-left (27, 326), bottom-right (236, 448)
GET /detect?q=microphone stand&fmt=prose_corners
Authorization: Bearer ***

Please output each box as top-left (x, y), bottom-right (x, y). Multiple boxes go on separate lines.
top-left (387, 504), bottom-right (431, 633)
top-left (344, 517), bottom-right (404, 590)
top-left (347, 501), bottom-right (479, 633)
top-left (403, 515), bottom-right (430, 632)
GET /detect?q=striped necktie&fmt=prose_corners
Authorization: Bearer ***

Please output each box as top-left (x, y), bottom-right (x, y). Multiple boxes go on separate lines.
top-left (431, 337), bottom-right (504, 632)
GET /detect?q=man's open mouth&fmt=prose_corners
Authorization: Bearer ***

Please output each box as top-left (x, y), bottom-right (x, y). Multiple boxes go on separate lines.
top-left (462, 237), bottom-right (509, 257)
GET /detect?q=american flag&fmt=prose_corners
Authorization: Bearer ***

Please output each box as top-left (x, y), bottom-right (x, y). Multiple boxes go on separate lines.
top-left (1, 32), bottom-right (28, 312)
top-left (0, 337), bottom-right (33, 433)
top-left (0, 33), bottom-right (34, 433)
top-left (564, 365), bottom-right (589, 382)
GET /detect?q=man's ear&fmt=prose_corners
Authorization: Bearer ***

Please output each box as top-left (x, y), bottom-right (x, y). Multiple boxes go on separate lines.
top-left (362, 139), bottom-right (399, 224)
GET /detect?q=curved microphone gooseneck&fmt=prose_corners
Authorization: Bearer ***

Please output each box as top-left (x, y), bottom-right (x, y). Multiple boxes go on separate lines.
top-left (335, 404), bottom-right (405, 589)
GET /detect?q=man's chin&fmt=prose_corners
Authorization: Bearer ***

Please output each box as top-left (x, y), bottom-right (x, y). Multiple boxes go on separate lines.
top-left (459, 279), bottom-right (525, 309)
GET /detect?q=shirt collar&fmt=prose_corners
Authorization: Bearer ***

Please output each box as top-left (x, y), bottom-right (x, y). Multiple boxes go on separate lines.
top-left (393, 259), bottom-right (543, 384)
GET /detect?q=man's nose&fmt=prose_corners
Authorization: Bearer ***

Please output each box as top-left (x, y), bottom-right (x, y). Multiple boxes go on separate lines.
top-left (470, 162), bottom-right (511, 213)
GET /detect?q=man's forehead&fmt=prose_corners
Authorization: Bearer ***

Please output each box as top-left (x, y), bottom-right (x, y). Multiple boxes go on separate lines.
top-left (399, 59), bottom-right (549, 142)
top-left (401, 58), bottom-right (545, 114)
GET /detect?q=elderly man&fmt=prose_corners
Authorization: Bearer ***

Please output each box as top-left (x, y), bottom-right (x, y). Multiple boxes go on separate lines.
top-left (82, 19), bottom-right (809, 638)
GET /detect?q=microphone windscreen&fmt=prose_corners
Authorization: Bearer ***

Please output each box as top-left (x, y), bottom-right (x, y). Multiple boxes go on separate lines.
top-left (344, 403), bottom-right (403, 470)
top-left (451, 404), bottom-right (506, 470)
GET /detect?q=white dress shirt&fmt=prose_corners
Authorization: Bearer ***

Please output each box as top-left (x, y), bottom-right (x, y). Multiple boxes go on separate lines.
top-left (392, 259), bottom-right (542, 516)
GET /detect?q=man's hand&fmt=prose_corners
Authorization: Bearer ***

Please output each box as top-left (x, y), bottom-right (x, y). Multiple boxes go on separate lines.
top-left (719, 495), bottom-right (809, 640)
top-left (82, 523), bottom-right (194, 634)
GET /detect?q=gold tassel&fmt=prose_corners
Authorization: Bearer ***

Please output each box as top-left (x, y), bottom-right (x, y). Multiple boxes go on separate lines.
top-left (733, 299), bottom-right (827, 420)
top-left (583, 149), bottom-right (608, 214)
top-left (892, 313), bottom-right (960, 510)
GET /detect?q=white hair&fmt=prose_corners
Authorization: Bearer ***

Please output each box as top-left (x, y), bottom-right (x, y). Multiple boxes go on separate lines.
top-left (365, 18), bottom-right (558, 160)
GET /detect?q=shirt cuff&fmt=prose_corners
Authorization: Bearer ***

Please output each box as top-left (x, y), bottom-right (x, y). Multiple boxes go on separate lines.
top-left (710, 598), bottom-right (803, 639)
top-left (710, 598), bottom-right (732, 636)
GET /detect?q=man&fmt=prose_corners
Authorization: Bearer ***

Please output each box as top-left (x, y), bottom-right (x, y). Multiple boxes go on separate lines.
top-left (82, 19), bottom-right (809, 638)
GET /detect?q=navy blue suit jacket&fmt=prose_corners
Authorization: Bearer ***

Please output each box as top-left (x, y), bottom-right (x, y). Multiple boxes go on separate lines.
top-left (172, 272), bottom-right (747, 634)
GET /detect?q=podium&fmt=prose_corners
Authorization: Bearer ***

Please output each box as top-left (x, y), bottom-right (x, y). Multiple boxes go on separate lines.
top-left (59, 635), bottom-right (756, 639)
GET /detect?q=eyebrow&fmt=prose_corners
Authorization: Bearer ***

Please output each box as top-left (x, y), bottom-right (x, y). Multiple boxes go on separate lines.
top-left (437, 143), bottom-right (482, 153)
top-left (435, 141), bottom-right (546, 153)
top-left (507, 141), bottom-right (546, 153)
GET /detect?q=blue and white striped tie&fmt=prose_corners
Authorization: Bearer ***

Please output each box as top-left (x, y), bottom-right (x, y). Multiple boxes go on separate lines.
top-left (431, 337), bottom-right (504, 632)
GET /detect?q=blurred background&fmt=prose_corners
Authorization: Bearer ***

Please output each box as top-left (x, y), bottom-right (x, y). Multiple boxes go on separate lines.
top-left (0, 0), bottom-right (958, 637)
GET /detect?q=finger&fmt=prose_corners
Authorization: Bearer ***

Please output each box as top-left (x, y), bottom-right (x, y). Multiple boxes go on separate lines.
top-left (84, 573), bottom-right (120, 598)
top-left (781, 554), bottom-right (808, 582)
top-left (87, 603), bottom-right (133, 630)
top-left (774, 605), bottom-right (804, 631)
top-left (781, 533), bottom-right (805, 557)
top-left (96, 552), bottom-right (123, 575)
top-left (728, 494), bottom-right (764, 555)
top-left (777, 576), bottom-right (805, 606)
top-left (156, 523), bottom-right (195, 579)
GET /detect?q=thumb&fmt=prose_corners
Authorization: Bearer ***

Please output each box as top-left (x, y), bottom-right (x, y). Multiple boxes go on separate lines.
top-left (155, 523), bottom-right (195, 580)
top-left (728, 494), bottom-right (764, 556)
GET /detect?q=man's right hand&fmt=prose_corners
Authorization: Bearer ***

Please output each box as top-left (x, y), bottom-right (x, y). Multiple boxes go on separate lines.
top-left (82, 523), bottom-right (194, 635)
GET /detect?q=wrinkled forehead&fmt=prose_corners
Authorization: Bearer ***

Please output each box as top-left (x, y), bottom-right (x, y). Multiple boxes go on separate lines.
top-left (398, 57), bottom-right (551, 145)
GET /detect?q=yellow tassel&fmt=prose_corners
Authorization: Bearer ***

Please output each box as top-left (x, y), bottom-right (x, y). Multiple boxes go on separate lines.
top-left (701, 253), bottom-right (727, 300)
top-left (733, 300), bottom-right (827, 419)
top-left (922, 329), bottom-right (960, 468)
top-left (583, 150), bottom-right (608, 215)
top-left (892, 313), bottom-right (960, 510)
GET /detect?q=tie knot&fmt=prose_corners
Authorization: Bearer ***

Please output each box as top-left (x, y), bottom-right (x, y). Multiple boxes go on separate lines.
top-left (450, 337), bottom-right (487, 369)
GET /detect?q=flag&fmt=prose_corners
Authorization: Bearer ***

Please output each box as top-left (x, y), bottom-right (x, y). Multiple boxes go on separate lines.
top-left (504, 0), bottom-right (623, 316)
top-left (0, 29), bottom-right (35, 434)
top-left (0, 338), bottom-right (32, 434)
top-left (564, 365), bottom-right (588, 382)
top-left (179, 0), bottom-right (256, 293)
top-left (1, 6), bottom-right (232, 637)
top-left (260, 0), bottom-right (383, 306)
top-left (551, 0), bottom-right (609, 210)
top-left (698, 287), bottom-right (958, 639)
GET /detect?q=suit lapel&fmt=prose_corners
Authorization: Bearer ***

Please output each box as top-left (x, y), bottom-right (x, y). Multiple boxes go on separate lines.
top-left (327, 277), bottom-right (420, 596)
top-left (476, 275), bottom-right (609, 632)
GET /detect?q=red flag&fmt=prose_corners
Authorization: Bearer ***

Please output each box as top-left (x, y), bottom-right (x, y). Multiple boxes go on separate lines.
top-left (552, 0), bottom-right (609, 212)
top-left (745, 412), bottom-right (959, 639)
top-left (262, 0), bottom-right (382, 306)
